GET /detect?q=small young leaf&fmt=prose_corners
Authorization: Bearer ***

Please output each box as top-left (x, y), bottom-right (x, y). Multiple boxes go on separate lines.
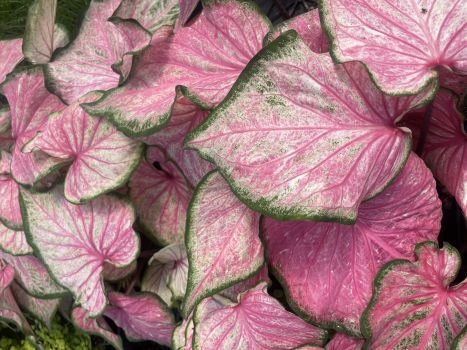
top-left (182, 171), bottom-right (264, 317)
top-left (0, 39), bottom-right (23, 84)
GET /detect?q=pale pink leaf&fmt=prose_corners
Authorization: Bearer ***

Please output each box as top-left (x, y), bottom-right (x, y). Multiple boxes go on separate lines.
top-left (452, 327), bottom-right (467, 350)
top-left (194, 283), bottom-right (328, 349)
top-left (72, 307), bottom-right (123, 350)
top-left (262, 153), bottom-right (441, 335)
top-left (83, 0), bottom-right (271, 136)
top-left (0, 285), bottom-right (31, 333)
top-left (141, 243), bottom-right (188, 306)
top-left (182, 171), bottom-right (264, 317)
top-left (320, 0), bottom-right (466, 95)
top-left (29, 92), bottom-right (143, 204)
top-left (23, 0), bottom-right (69, 64)
top-left (0, 252), bottom-right (66, 298)
top-left (361, 242), bottom-right (467, 349)
top-left (103, 260), bottom-right (137, 282)
top-left (187, 32), bottom-right (434, 222)
top-left (1, 68), bottom-right (66, 185)
top-left (105, 292), bottom-right (175, 346)
top-left (0, 172), bottom-right (22, 230)
top-left (326, 334), bottom-right (364, 350)
top-left (220, 265), bottom-right (270, 301)
top-left (20, 186), bottom-right (139, 316)
top-left (45, 0), bottom-right (151, 104)
top-left (0, 39), bottom-right (23, 84)
top-left (129, 147), bottom-right (191, 245)
top-left (141, 97), bottom-right (213, 186)
top-left (0, 264), bottom-right (15, 293)
top-left (114, 0), bottom-right (179, 33)
top-left (178, 0), bottom-right (199, 26)
top-left (0, 222), bottom-right (32, 256)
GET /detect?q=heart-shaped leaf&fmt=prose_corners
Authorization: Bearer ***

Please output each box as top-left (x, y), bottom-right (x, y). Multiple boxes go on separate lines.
top-left (0, 222), bottom-right (32, 256)
top-left (72, 307), bottom-right (123, 350)
top-left (141, 97), bottom-right (213, 186)
top-left (0, 39), bottom-right (23, 84)
top-left (187, 31), bottom-right (434, 222)
top-left (23, 0), bottom-right (69, 64)
top-left (26, 92), bottom-right (143, 204)
top-left (362, 241), bottom-right (467, 349)
top-left (114, 0), bottom-right (179, 33)
top-left (129, 147), bottom-right (191, 245)
top-left (141, 243), bottom-right (188, 306)
top-left (326, 334), bottom-right (364, 350)
top-left (105, 292), bottom-right (175, 346)
top-left (20, 185), bottom-right (140, 316)
top-left (320, 0), bottom-right (466, 95)
top-left (178, 0), bottom-right (199, 26)
top-left (44, 0), bottom-right (151, 104)
top-left (262, 153), bottom-right (441, 335)
top-left (1, 68), bottom-right (66, 185)
top-left (193, 283), bottom-right (328, 349)
top-left (182, 171), bottom-right (264, 317)
top-left (83, 0), bottom-right (271, 136)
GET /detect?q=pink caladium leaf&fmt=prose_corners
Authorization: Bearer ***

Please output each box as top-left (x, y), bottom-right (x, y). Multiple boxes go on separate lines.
top-left (103, 260), bottom-right (137, 282)
top-left (178, 0), bottom-right (199, 26)
top-left (438, 67), bottom-right (467, 95)
top-left (0, 252), bottom-right (66, 298)
top-left (72, 307), bottom-right (123, 350)
top-left (403, 90), bottom-right (466, 216)
top-left (141, 97), bottom-right (213, 186)
top-left (0, 222), bottom-right (32, 256)
top-left (0, 39), bottom-right (23, 84)
top-left (129, 147), bottom-right (191, 245)
top-left (26, 92), bottom-right (143, 204)
top-left (187, 31), bottom-right (435, 222)
top-left (23, 0), bottom-right (69, 64)
top-left (20, 185), bottom-right (140, 316)
top-left (193, 282), bottom-right (328, 349)
top-left (361, 241), bottom-right (467, 349)
top-left (0, 153), bottom-right (22, 230)
top-left (172, 314), bottom-right (194, 350)
top-left (83, 0), bottom-right (272, 136)
top-left (105, 292), bottom-right (175, 346)
top-left (219, 265), bottom-right (270, 301)
top-left (182, 171), bottom-right (264, 317)
top-left (0, 107), bottom-right (10, 135)
top-left (11, 281), bottom-right (60, 329)
top-left (326, 334), bottom-right (364, 350)
top-left (452, 327), bottom-right (467, 350)
top-left (44, 0), bottom-right (151, 104)
top-left (1, 68), bottom-right (66, 185)
top-left (114, 0), bottom-right (179, 33)
top-left (0, 264), bottom-right (14, 292)
top-left (0, 284), bottom-right (31, 333)
top-left (262, 153), bottom-right (441, 335)
top-left (320, 0), bottom-right (466, 95)
top-left (141, 243), bottom-right (188, 306)
top-left (268, 9), bottom-right (329, 53)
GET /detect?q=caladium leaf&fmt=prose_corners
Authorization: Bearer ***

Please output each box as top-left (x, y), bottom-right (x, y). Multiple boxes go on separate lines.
top-left (220, 265), bottom-right (270, 301)
top-left (172, 314), bottom-right (194, 350)
top-left (105, 292), bottom-right (175, 346)
top-left (45, 0), bottom-right (151, 104)
top-left (438, 68), bottom-right (467, 95)
top-left (262, 154), bottom-right (441, 335)
top-left (0, 222), bottom-right (32, 256)
top-left (23, 0), bottom-right (69, 64)
top-left (268, 9), bottom-right (329, 53)
top-left (129, 147), bottom-right (191, 245)
top-left (0, 167), bottom-right (22, 230)
top-left (178, 0), bottom-right (199, 26)
top-left (326, 334), bottom-right (364, 350)
top-left (182, 171), bottom-right (264, 317)
top-left (83, 0), bottom-right (272, 136)
top-left (103, 260), bottom-right (137, 282)
top-left (452, 327), bottom-right (467, 350)
top-left (403, 90), bottom-right (466, 216)
top-left (0, 264), bottom-right (14, 292)
top-left (187, 31), bottom-right (434, 222)
top-left (20, 186), bottom-right (139, 316)
top-left (0, 252), bottom-right (66, 298)
top-left (141, 243), bottom-right (188, 306)
top-left (193, 283), bottom-right (328, 349)
top-left (0, 39), bottom-right (23, 84)
top-left (0, 107), bottom-right (10, 135)
top-left (141, 97), bottom-right (213, 186)
top-left (320, 0), bottom-right (466, 95)
top-left (72, 307), bottom-right (123, 350)
top-left (26, 92), bottom-right (143, 204)
top-left (0, 284), bottom-right (31, 333)
top-left (361, 242), bottom-right (467, 349)
top-left (1, 68), bottom-right (66, 185)
top-left (11, 281), bottom-right (60, 329)
top-left (114, 0), bottom-right (179, 33)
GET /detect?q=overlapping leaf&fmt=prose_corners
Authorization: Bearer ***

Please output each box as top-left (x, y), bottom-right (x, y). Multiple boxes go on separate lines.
top-left (0, 39), bottom-right (23, 84)
top-left (361, 242), bottom-right (467, 349)
top-left (0, 222), bottom-right (32, 256)
top-left (193, 283), bottom-right (328, 349)
top-left (26, 92), bottom-right (143, 204)
top-left (21, 186), bottom-right (139, 316)
top-left (178, 0), bottom-right (199, 26)
top-left (129, 147), bottom-right (191, 245)
top-left (172, 315), bottom-right (194, 350)
top-left (83, 0), bottom-right (272, 136)
top-left (103, 260), bottom-right (137, 282)
top-left (0, 107), bottom-right (10, 135)
top-left (182, 171), bottom-right (264, 317)
top-left (326, 334), bottom-right (364, 350)
top-left (105, 292), bottom-right (175, 346)
top-left (45, 0), bottom-right (151, 104)
top-left (452, 327), bottom-right (467, 350)
top-left (320, 0), bottom-right (466, 95)
top-left (220, 265), bottom-right (270, 301)
top-left (262, 154), bottom-right (441, 335)
top-left (0, 152), bottom-right (22, 230)
top-left (187, 31), bottom-right (434, 222)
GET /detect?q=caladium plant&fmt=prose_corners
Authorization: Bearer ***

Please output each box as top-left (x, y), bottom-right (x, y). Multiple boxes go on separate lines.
top-left (0, 0), bottom-right (465, 348)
